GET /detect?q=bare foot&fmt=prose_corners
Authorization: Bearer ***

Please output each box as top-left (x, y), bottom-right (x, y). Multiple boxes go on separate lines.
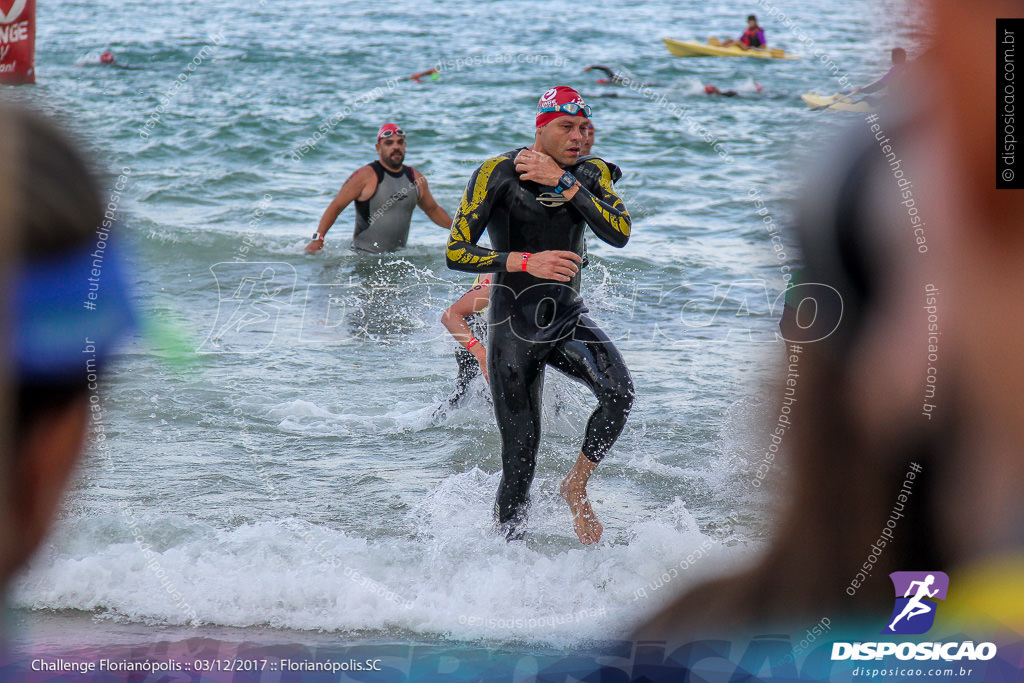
top-left (560, 468), bottom-right (603, 545)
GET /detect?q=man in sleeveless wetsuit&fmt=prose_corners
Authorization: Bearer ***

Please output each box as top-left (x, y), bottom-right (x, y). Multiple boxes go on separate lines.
top-left (306, 123), bottom-right (452, 254)
top-left (446, 86), bottom-right (634, 544)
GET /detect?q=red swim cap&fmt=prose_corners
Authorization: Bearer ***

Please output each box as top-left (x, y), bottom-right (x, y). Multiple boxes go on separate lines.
top-left (100, 51), bottom-right (114, 64)
top-left (704, 84), bottom-right (714, 94)
top-left (536, 86), bottom-right (590, 128)
top-left (376, 123), bottom-right (405, 141)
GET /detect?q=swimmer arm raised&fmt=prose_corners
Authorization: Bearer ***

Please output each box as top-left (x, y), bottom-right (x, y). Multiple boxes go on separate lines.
top-left (568, 159), bottom-right (631, 248)
top-left (306, 166), bottom-right (372, 253)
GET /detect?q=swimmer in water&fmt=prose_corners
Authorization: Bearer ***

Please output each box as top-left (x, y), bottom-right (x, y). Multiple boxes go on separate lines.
top-left (704, 84), bottom-right (739, 97)
top-left (446, 86), bottom-right (634, 544)
top-left (410, 68), bottom-right (440, 83)
top-left (306, 123), bottom-right (452, 254)
top-left (86, 51), bottom-right (140, 70)
top-left (584, 65), bottom-right (627, 86)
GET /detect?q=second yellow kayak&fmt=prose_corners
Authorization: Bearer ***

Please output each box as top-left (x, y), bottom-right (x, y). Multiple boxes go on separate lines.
top-left (663, 37), bottom-right (797, 60)
top-left (801, 93), bottom-right (876, 112)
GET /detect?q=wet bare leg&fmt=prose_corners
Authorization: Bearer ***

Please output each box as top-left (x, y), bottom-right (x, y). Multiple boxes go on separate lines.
top-left (560, 452), bottom-right (603, 545)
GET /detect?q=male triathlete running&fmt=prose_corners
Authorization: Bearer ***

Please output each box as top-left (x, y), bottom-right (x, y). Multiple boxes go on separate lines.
top-left (446, 86), bottom-right (634, 545)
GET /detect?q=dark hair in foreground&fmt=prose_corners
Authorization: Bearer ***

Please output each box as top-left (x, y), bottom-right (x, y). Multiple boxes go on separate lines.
top-left (638, 110), bottom-right (945, 639)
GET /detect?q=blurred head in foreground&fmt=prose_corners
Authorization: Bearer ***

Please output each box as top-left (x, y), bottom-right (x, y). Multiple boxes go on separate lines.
top-left (639, 0), bottom-right (1024, 641)
top-left (0, 107), bottom-right (134, 593)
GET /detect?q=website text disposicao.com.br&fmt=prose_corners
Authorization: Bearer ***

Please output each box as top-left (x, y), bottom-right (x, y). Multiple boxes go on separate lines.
top-left (836, 640), bottom-right (996, 679)
top-left (851, 664), bottom-right (978, 678)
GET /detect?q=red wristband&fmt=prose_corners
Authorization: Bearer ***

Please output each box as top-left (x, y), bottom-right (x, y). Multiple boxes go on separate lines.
top-left (521, 252), bottom-right (532, 273)
top-left (466, 337), bottom-right (480, 349)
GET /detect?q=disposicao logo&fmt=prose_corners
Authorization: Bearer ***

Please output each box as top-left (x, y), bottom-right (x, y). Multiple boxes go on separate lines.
top-left (831, 571), bottom-right (997, 663)
top-left (882, 571), bottom-right (948, 635)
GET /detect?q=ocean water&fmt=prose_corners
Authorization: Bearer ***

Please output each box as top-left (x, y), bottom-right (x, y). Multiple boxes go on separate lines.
top-left (9, 0), bottom-right (912, 651)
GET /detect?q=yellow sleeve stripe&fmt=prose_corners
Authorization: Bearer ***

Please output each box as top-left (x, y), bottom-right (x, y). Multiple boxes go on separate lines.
top-left (447, 156), bottom-right (508, 266)
top-left (451, 156), bottom-right (507, 243)
top-left (585, 159), bottom-right (631, 237)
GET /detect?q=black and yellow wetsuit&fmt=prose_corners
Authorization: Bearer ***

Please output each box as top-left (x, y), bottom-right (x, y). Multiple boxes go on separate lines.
top-left (446, 148), bottom-right (634, 538)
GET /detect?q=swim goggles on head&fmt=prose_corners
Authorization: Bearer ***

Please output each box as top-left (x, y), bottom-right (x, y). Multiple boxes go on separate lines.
top-left (378, 127), bottom-right (405, 139)
top-left (536, 102), bottom-right (592, 118)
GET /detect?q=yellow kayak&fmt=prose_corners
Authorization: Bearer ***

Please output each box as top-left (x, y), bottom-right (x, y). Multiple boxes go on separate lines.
top-left (801, 93), bottom-right (876, 112)
top-left (663, 37), bottom-right (797, 60)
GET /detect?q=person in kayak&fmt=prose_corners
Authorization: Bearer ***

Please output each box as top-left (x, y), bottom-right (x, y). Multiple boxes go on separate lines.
top-left (722, 15), bottom-right (766, 50)
top-left (446, 86), bottom-right (634, 545)
top-left (849, 47), bottom-right (907, 97)
top-left (305, 123), bottom-right (452, 254)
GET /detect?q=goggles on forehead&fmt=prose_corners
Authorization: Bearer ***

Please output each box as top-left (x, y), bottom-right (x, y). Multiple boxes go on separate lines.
top-left (537, 102), bottom-right (592, 118)
top-left (378, 127), bottom-right (405, 139)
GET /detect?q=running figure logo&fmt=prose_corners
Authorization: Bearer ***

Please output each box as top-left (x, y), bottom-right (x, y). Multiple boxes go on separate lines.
top-left (882, 571), bottom-right (949, 635)
top-left (199, 262), bottom-right (296, 353)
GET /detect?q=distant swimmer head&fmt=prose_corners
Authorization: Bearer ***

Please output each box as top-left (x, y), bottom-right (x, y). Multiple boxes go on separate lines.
top-left (535, 86), bottom-right (591, 166)
top-left (375, 122), bottom-right (406, 170)
top-left (704, 84), bottom-right (715, 94)
top-left (581, 120), bottom-right (595, 155)
top-left (100, 51), bottom-right (114, 64)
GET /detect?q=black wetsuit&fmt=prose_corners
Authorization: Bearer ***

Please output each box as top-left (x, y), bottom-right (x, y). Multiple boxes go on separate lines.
top-left (446, 148), bottom-right (634, 538)
top-left (438, 156), bottom-right (618, 416)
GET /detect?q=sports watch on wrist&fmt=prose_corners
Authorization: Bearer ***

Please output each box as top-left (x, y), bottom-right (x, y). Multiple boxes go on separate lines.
top-left (311, 232), bottom-right (324, 242)
top-left (553, 171), bottom-right (576, 194)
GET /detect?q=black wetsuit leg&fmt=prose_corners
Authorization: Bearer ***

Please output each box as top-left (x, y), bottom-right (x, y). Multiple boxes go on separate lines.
top-left (490, 316), bottom-right (633, 537)
top-left (489, 321), bottom-right (549, 537)
top-left (449, 347), bottom-right (480, 405)
top-left (547, 316), bottom-right (634, 462)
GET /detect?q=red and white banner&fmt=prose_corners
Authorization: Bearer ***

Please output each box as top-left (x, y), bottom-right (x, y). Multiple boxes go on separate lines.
top-left (0, 0), bottom-right (34, 85)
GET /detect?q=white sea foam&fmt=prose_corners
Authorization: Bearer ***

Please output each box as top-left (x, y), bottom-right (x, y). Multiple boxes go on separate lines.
top-left (13, 469), bottom-right (755, 647)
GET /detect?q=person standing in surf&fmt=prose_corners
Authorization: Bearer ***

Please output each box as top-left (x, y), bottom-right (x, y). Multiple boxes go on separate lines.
top-left (436, 117), bottom-right (615, 417)
top-left (306, 123), bottom-right (452, 254)
top-left (445, 86), bottom-right (634, 544)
